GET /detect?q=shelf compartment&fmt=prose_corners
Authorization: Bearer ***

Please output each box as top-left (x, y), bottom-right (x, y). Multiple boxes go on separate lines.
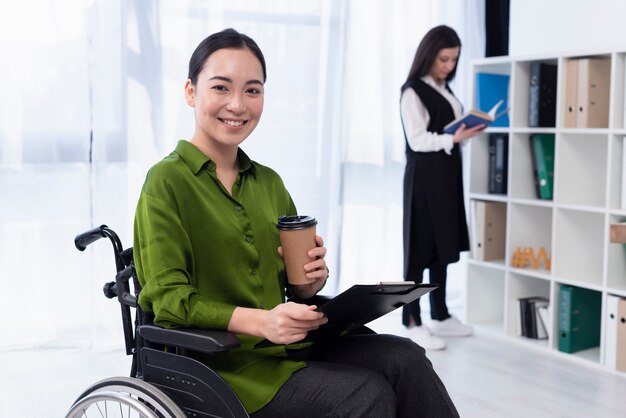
top-left (507, 203), bottom-right (553, 273)
top-left (468, 132), bottom-right (510, 197)
top-left (611, 52), bottom-right (625, 130)
top-left (506, 272), bottom-right (551, 344)
top-left (471, 62), bottom-right (511, 106)
top-left (468, 132), bottom-right (490, 195)
top-left (606, 214), bottom-right (626, 291)
top-left (555, 133), bottom-right (608, 207)
top-left (511, 59), bottom-right (558, 129)
top-left (509, 133), bottom-right (538, 200)
top-left (466, 263), bottom-right (505, 333)
top-left (555, 283), bottom-right (602, 364)
top-left (509, 133), bottom-right (561, 203)
top-left (608, 134), bottom-right (626, 210)
top-left (553, 208), bottom-right (604, 285)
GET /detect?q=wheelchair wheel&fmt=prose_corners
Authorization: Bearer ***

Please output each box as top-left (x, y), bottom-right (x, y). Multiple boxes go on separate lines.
top-left (65, 376), bottom-right (186, 418)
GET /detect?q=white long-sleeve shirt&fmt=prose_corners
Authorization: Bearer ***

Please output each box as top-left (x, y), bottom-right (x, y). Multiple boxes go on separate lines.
top-left (400, 75), bottom-right (463, 155)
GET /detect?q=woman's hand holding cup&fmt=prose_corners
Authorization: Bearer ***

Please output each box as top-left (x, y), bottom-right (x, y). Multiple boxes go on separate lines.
top-left (277, 216), bottom-right (328, 299)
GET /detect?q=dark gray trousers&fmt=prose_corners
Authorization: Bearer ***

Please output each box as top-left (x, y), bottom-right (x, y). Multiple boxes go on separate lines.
top-left (252, 333), bottom-right (459, 418)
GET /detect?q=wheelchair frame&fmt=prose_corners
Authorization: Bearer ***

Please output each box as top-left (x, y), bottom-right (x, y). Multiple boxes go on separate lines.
top-left (66, 225), bottom-right (250, 418)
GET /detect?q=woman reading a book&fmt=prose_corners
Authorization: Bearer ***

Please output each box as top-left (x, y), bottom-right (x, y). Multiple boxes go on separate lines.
top-left (134, 28), bottom-right (459, 417)
top-left (400, 25), bottom-right (483, 350)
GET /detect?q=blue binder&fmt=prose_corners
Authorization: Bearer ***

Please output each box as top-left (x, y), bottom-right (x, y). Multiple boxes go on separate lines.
top-left (475, 73), bottom-right (510, 128)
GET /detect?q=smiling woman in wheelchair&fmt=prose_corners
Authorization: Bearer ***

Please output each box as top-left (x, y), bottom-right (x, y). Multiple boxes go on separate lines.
top-left (133, 28), bottom-right (460, 418)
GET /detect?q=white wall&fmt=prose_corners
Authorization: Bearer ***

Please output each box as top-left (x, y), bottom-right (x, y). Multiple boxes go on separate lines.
top-left (510, 0), bottom-right (626, 56)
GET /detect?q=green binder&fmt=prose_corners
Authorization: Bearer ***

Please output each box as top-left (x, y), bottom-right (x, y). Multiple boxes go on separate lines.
top-left (558, 285), bottom-right (601, 353)
top-left (530, 134), bottom-right (555, 200)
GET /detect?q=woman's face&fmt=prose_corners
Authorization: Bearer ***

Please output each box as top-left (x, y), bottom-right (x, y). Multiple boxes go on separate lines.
top-left (428, 46), bottom-right (460, 83)
top-left (185, 47), bottom-right (264, 149)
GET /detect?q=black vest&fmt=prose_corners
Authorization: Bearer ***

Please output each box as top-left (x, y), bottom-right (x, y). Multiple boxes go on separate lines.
top-left (400, 79), bottom-right (469, 273)
top-left (401, 79), bottom-right (456, 143)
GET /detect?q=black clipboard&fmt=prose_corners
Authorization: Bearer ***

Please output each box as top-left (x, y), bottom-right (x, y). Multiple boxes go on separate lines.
top-left (255, 282), bottom-right (438, 348)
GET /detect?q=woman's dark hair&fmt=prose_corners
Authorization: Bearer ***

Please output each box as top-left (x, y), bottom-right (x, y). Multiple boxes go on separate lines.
top-left (406, 25), bottom-right (461, 84)
top-left (188, 28), bottom-right (267, 85)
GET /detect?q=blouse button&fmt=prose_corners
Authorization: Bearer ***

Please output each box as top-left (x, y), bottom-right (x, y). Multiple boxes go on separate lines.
top-left (235, 205), bottom-right (242, 211)
top-left (245, 236), bottom-right (252, 243)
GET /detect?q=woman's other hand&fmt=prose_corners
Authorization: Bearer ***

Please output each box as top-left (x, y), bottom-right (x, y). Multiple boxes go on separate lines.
top-left (452, 122), bottom-right (485, 143)
top-left (263, 302), bottom-right (328, 345)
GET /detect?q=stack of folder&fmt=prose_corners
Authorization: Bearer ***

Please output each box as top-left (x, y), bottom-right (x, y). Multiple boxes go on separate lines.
top-left (517, 296), bottom-right (550, 339)
top-left (563, 58), bottom-right (611, 128)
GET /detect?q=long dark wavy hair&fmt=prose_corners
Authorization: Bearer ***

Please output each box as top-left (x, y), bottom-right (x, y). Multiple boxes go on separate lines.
top-left (405, 25), bottom-right (461, 85)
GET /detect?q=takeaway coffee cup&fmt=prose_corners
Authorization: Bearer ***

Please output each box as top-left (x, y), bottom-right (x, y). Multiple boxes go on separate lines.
top-left (277, 215), bottom-right (318, 285)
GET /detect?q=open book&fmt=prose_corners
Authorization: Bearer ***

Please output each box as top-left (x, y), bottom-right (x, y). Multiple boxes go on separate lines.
top-left (255, 282), bottom-right (438, 347)
top-left (443, 99), bottom-right (509, 134)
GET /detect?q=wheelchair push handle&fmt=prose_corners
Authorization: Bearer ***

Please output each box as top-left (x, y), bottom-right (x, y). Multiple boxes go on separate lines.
top-left (75, 225), bottom-right (109, 251)
top-left (75, 224), bottom-right (126, 273)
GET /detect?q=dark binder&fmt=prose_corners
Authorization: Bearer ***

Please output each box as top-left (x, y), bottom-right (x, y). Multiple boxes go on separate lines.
top-left (519, 297), bottom-right (533, 337)
top-left (255, 282), bottom-right (438, 347)
top-left (558, 285), bottom-right (601, 354)
top-left (518, 296), bottom-right (549, 339)
top-left (530, 134), bottom-right (555, 200)
top-left (475, 72), bottom-right (510, 128)
top-left (488, 133), bottom-right (508, 194)
top-left (528, 63), bottom-right (557, 127)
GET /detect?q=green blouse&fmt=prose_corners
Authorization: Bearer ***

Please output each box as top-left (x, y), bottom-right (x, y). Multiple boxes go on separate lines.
top-left (134, 140), bottom-right (307, 413)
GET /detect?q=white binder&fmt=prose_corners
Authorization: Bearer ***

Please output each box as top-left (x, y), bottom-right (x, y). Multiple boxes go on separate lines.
top-left (604, 294), bottom-right (620, 369)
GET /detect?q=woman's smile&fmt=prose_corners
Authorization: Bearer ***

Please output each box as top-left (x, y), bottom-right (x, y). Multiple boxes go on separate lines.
top-left (220, 118), bottom-right (247, 127)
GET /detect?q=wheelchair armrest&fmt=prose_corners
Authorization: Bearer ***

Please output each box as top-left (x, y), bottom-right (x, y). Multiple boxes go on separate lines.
top-left (138, 324), bottom-right (240, 354)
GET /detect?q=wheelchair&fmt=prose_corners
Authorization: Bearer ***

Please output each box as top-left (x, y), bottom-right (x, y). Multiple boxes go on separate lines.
top-left (65, 225), bottom-right (250, 418)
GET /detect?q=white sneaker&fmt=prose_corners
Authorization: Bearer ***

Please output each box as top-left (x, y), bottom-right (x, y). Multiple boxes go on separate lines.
top-left (429, 316), bottom-right (473, 337)
top-left (407, 326), bottom-right (447, 350)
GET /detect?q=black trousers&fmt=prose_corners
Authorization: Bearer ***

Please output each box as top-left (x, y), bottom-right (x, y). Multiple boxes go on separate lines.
top-left (403, 254), bottom-right (451, 327)
top-left (251, 333), bottom-right (459, 418)
top-left (404, 169), bottom-right (453, 327)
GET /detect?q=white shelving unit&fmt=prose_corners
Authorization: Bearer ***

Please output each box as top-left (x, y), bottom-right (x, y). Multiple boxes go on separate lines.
top-left (466, 50), bottom-right (626, 372)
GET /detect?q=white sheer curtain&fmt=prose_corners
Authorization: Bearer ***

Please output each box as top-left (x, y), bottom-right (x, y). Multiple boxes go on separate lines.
top-left (336, 0), bottom-right (485, 320)
top-left (0, 0), bottom-right (483, 350)
top-left (0, 0), bottom-right (96, 348)
top-left (0, 0), bottom-right (346, 350)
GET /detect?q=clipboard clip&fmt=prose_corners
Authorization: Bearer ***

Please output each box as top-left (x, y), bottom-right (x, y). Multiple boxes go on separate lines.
top-left (369, 284), bottom-right (415, 295)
